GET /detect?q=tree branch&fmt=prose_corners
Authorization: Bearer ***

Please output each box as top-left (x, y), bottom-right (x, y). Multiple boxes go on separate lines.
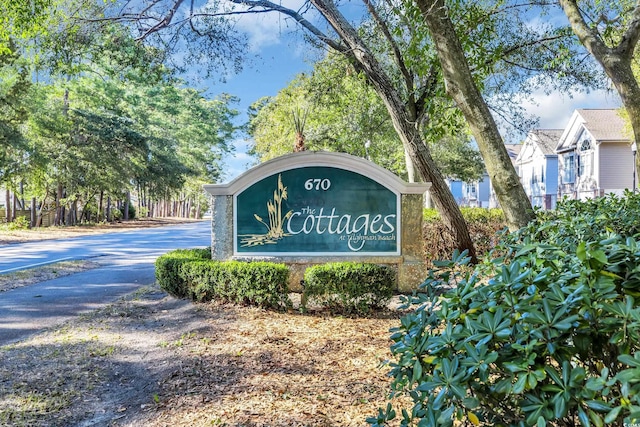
top-left (362, 0), bottom-right (414, 104)
top-left (616, 3), bottom-right (640, 59)
top-left (226, 0), bottom-right (345, 52)
top-left (557, 0), bottom-right (610, 58)
top-left (137, 0), bottom-right (187, 40)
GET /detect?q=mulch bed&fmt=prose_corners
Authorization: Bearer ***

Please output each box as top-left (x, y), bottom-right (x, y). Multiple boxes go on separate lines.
top-left (0, 285), bottom-right (411, 427)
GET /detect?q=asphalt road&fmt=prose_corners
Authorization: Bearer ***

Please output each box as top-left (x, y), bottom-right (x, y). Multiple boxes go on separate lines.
top-left (0, 220), bottom-right (211, 345)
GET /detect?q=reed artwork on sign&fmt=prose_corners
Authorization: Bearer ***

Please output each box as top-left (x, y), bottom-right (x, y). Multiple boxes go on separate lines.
top-left (240, 174), bottom-right (293, 247)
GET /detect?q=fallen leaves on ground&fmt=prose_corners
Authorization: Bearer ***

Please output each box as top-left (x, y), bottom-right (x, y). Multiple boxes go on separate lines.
top-left (0, 285), bottom-right (410, 427)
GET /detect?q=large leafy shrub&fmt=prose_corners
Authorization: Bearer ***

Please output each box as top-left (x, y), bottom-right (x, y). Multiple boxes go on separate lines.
top-left (370, 193), bottom-right (640, 426)
top-left (303, 262), bottom-right (395, 315)
top-left (423, 207), bottom-right (506, 267)
top-left (155, 248), bottom-right (211, 298)
top-left (181, 260), bottom-right (290, 310)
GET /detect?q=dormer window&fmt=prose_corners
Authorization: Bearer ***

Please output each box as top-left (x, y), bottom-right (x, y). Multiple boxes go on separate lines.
top-left (579, 138), bottom-right (593, 151)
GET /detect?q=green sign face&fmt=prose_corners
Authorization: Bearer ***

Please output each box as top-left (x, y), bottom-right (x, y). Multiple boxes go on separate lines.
top-left (235, 166), bottom-right (399, 255)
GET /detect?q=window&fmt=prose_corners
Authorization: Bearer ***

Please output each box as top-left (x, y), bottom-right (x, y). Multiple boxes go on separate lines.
top-left (563, 154), bottom-right (575, 183)
top-left (578, 138), bottom-right (594, 178)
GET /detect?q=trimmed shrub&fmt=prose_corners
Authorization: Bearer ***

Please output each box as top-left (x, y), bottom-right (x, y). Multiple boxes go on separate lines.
top-left (303, 262), bottom-right (395, 315)
top-left (181, 260), bottom-right (290, 310)
top-left (370, 193), bottom-right (640, 426)
top-left (155, 248), bottom-right (290, 310)
top-left (155, 248), bottom-right (211, 298)
top-left (423, 207), bottom-right (506, 267)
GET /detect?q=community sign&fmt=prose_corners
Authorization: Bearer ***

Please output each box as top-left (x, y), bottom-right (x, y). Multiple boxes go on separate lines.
top-left (235, 166), bottom-right (400, 256)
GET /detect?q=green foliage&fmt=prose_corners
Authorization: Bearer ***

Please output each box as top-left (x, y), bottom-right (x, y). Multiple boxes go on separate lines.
top-left (423, 208), bottom-right (505, 224)
top-left (248, 53), bottom-right (483, 182)
top-left (0, 41), bottom-right (30, 183)
top-left (371, 193), bottom-right (640, 426)
top-left (180, 260), bottom-right (290, 310)
top-left (303, 262), bottom-right (395, 315)
top-left (0, 0), bottom-right (54, 53)
top-left (155, 248), bottom-right (290, 310)
top-left (155, 248), bottom-right (211, 298)
top-left (0, 215), bottom-right (30, 230)
top-left (423, 208), bottom-right (506, 265)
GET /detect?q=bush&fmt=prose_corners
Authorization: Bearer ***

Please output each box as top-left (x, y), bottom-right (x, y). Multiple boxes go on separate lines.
top-left (423, 207), bottom-right (506, 267)
top-left (5, 216), bottom-right (30, 230)
top-left (155, 248), bottom-right (211, 298)
top-left (370, 194), bottom-right (640, 427)
top-left (303, 262), bottom-right (395, 315)
top-left (155, 248), bottom-right (290, 310)
top-left (181, 260), bottom-right (290, 310)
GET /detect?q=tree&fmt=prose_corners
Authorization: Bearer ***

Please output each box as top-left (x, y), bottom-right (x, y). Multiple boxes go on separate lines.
top-left (0, 42), bottom-right (30, 185)
top-left (92, 0), bottom-right (607, 251)
top-left (557, 0), bottom-right (640, 178)
top-left (248, 53), bottom-right (484, 182)
top-left (0, 0), bottom-right (54, 53)
top-left (6, 15), bottom-right (238, 225)
top-left (415, 0), bottom-right (534, 229)
top-left (103, 0), bottom-right (481, 258)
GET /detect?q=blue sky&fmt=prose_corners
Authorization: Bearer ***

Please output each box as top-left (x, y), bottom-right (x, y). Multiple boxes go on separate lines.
top-left (201, 3), bottom-right (622, 183)
top-left (203, 24), bottom-right (316, 181)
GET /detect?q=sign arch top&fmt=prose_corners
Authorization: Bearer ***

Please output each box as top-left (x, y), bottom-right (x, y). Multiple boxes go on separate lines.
top-left (203, 150), bottom-right (431, 291)
top-left (204, 151), bottom-right (430, 196)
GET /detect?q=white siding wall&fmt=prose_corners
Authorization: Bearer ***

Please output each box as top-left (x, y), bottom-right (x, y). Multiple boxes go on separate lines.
top-left (599, 142), bottom-right (635, 191)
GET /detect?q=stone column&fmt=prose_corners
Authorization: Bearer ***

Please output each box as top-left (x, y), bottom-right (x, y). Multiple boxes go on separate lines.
top-left (398, 193), bottom-right (427, 292)
top-left (210, 195), bottom-right (234, 260)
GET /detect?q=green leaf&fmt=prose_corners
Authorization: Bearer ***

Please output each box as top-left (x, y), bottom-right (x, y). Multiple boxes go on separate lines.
top-left (603, 406), bottom-right (622, 424)
top-left (412, 359), bottom-right (423, 384)
top-left (585, 400), bottom-right (612, 412)
top-left (619, 354), bottom-right (640, 368)
top-left (577, 242), bottom-right (588, 262)
top-left (554, 394), bottom-right (567, 418)
top-left (578, 407), bottom-right (591, 427)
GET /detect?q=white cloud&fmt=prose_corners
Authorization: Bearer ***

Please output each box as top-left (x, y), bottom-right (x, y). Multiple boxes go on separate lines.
top-left (525, 87), bottom-right (622, 129)
top-left (224, 0), bottom-right (312, 51)
top-left (221, 139), bottom-right (258, 182)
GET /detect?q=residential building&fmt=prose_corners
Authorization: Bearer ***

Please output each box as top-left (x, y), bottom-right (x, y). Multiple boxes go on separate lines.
top-left (556, 109), bottom-right (635, 200)
top-left (516, 129), bottom-right (562, 209)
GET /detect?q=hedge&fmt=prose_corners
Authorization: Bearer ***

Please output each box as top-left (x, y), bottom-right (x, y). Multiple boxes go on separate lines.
top-left (155, 249), bottom-right (290, 310)
top-left (303, 262), bottom-right (395, 315)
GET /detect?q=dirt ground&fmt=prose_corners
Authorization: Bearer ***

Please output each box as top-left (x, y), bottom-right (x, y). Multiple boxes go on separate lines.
top-left (0, 219), bottom-right (410, 427)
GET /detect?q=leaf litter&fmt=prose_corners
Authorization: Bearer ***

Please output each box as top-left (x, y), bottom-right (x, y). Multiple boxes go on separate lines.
top-left (0, 284), bottom-right (410, 426)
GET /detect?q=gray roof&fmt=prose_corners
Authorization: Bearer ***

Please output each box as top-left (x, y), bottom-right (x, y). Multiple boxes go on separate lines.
top-left (505, 144), bottom-right (522, 161)
top-left (531, 129), bottom-right (563, 155)
top-left (578, 109), bottom-right (630, 141)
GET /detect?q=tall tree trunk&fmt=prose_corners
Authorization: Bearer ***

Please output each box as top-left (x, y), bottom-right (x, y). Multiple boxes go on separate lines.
top-left (36, 194), bottom-right (48, 228)
top-left (404, 147), bottom-right (416, 183)
top-left (98, 191), bottom-right (104, 222)
top-left (416, 0), bottom-right (534, 231)
top-left (559, 0), bottom-right (640, 181)
top-left (19, 181), bottom-right (24, 210)
top-left (124, 191), bottom-right (130, 220)
top-left (54, 182), bottom-right (63, 226)
top-left (310, 0), bottom-right (477, 260)
top-left (106, 196), bottom-right (111, 222)
top-left (12, 191), bottom-right (17, 221)
top-left (5, 189), bottom-right (10, 223)
top-left (30, 198), bottom-right (36, 228)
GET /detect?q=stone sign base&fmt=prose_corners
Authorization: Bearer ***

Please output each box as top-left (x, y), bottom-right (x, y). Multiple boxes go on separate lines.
top-left (231, 254), bottom-right (426, 293)
top-left (204, 151), bottom-right (430, 292)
